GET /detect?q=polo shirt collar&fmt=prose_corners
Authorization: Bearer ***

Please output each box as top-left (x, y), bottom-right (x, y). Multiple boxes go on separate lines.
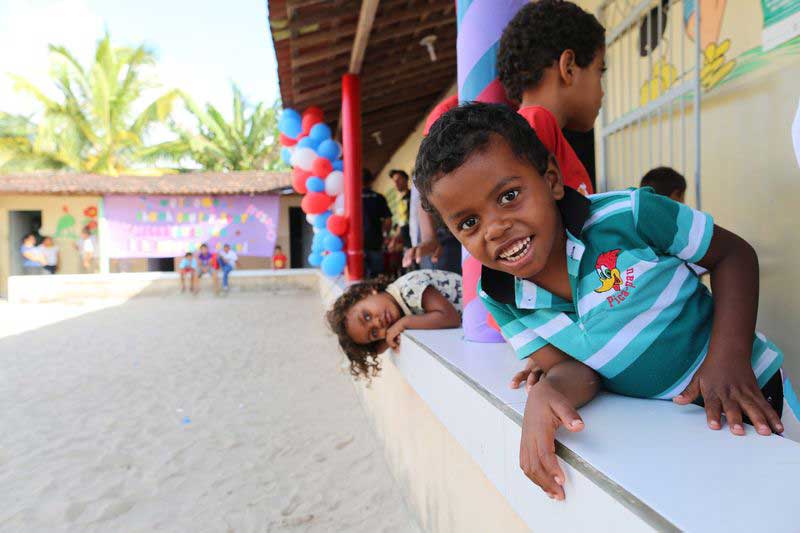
top-left (481, 187), bottom-right (591, 306)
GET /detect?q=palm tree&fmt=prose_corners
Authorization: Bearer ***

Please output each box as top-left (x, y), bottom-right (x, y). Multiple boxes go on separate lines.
top-left (142, 85), bottom-right (286, 172)
top-left (0, 34), bottom-right (181, 175)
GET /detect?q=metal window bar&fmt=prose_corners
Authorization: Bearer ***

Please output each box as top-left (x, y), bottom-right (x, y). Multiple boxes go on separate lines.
top-left (597, 0), bottom-right (702, 208)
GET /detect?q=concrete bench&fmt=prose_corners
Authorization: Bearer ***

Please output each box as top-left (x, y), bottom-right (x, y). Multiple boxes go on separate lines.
top-left (318, 274), bottom-right (800, 532)
top-left (7, 268), bottom-right (319, 303)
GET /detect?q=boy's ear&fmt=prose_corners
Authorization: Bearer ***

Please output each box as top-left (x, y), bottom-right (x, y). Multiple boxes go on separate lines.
top-left (558, 49), bottom-right (577, 86)
top-left (544, 154), bottom-right (566, 201)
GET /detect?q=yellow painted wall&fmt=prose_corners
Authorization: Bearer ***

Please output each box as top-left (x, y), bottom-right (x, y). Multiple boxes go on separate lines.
top-left (595, 1), bottom-right (800, 377)
top-left (0, 193), bottom-right (303, 295)
top-left (374, 84), bottom-right (458, 225)
top-left (0, 194), bottom-right (101, 295)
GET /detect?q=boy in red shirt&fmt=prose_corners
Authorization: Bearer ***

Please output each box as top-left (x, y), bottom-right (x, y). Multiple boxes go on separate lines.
top-left (272, 245), bottom-right (288, 270)
top-left (497, 0), bottom-right (606, 196)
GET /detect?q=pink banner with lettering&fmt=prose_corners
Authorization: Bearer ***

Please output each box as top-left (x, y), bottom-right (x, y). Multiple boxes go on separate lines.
top-left (104, 195), bottom-right (279, 258)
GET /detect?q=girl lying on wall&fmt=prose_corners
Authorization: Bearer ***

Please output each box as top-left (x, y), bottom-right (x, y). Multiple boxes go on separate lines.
top-left (327, 270), bottom-right (462, 379)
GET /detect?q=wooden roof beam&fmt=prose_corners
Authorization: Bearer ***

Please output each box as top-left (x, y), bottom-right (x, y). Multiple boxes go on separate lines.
top-left (349, 0), bottom-right (380, 74)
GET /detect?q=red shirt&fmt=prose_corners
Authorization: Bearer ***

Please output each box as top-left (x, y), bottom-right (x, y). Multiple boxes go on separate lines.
top-left (517, 106), bottom-right (594, 195)
top-left (273, 253), bottom-right (287, 269)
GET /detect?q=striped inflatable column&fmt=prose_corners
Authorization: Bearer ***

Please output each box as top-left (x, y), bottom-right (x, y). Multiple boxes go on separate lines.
top-left (457, 0), bottom-right (526, 343)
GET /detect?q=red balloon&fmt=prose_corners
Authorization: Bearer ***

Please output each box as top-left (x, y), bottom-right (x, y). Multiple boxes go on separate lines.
top-left (279, 133), bottom-right (297, 146)
top-left (292, 173), bottom-right (308, 194)
top-left (292, 166), bottom-right (311, 181)
top-left (311, 157), bottom-right (333, 178)
top-left (301, 114), bottom-right (322, 136)
top-left (301, 192), bottom-right (334, 214)
top-left (326, 214), bottom-right (349, 236)
top-left (304, 106), bottom-right (324, 121)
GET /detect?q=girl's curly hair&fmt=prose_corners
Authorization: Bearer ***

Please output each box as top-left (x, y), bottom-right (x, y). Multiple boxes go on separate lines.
top-left (326, 275), bottom-right (393, 380)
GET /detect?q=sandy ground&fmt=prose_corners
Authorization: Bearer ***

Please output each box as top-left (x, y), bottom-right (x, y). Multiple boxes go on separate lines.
top-left (0, 290), bottom-right (419, 533)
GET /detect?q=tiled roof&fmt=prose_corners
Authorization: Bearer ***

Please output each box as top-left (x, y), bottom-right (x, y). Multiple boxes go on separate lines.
top-left (0, 171), bottom-right (292, 195)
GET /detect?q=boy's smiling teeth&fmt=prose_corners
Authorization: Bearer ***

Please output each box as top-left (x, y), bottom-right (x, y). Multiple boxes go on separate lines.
top-left (498, 236), bottom-right (532, 260)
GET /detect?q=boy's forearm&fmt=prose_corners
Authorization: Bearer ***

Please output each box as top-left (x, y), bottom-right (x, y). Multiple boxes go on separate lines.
top-left (705, 228), bottom-right (759, 360)
top-left (539, 360), bottom-right (601, 408)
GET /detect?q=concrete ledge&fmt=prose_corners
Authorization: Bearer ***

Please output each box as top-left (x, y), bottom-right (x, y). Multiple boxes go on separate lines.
top-left (317, 274), bottom-right (800, 532)
top-left (7, 268), bottom-right (319, 303)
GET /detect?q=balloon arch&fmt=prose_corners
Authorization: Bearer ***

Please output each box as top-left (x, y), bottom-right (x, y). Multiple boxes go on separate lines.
top-left (278, 107), bottom-right (349, 277)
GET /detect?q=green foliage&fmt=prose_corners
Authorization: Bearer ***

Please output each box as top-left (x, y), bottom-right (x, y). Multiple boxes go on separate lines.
top-left (0, 34), bottom-right (285, 175)
top-left (142, 84), bottom-right (287, 172)
top-left (0, 33), bottom-right (181, 175)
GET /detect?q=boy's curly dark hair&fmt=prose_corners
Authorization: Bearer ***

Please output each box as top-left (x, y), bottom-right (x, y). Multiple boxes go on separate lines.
top-left (640, 166), bottom-right (686, 197)
top-left (497, 0), bottom-right (606, 103)
top-left (326, 275), bottom-right (393, 380)
top-left (413, 102), bottom-right (550, 218)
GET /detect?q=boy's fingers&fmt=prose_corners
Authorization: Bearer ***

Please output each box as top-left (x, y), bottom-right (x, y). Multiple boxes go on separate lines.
top-left (704, 396), bottom-right (722, 430)
top-left (756, 395), bottom-right (785, 434)
top-left (673, 378), bottom-right (701, 404)
top-left (721, 398), bottom-right (745, 435)
top-left (539, 447), bottom-right (566, 500)
top-left (739, 395), bottom-right (773, 436)
top-left (550, 401), bottom-right (584, 433)
top-left (510, 370), bottom-right (529, 389)
top-left (526, 369), bottom-right (541, 392)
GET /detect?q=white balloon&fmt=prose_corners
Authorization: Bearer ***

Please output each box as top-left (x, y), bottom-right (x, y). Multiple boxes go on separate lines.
top-left (335, 207), bottom-right (346, 216)
top-left (334, 193), bottom-right (345, 213)
top-left (291, 147), bottom-right (317, 171)
top-left (325, 170), bottom-right (344, 196)
top-left (312, 226), bottom-right (321, 234)
top-left (306, 214), bottom-right (318, 225)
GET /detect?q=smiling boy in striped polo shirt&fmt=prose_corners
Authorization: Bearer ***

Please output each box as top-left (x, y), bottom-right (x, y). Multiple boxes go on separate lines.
top-left (413, 102), bottom-right (799, 500)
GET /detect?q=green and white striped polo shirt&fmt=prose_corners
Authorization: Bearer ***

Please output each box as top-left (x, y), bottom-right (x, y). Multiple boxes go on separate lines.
top-left (479, 187), bottom-right (784, 399)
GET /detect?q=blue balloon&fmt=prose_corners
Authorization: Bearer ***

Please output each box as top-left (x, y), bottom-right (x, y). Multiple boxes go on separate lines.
top-left (323, 234), bottom-right (343, 252)
top-left (296, 136), bottom-right (320, 151)
top-left (311, 238), bottom-right (324, 253)
top-left (308, 252), bottom-right (323, 267)
top-left (280, 108), bottom-right (301, 123)
top-left (281, 147), bottom-right (293, 165)
top-left (278, 116), bottom-right (302, 139)
top-left (317, 139), bottom-right (340, 162)
top-left (332, 159), bottom-right (344, 171)
top-left (306, 177), bottom-right (325, 193)
top-left (310, 123), bottom-right (332, 141)
top-left (321, 251), bottom-right (346, 276)
top-left (313, 210), bottom-right (332, 228)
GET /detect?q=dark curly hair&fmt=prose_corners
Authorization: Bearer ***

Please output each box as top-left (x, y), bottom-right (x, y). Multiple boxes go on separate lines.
top-left (497, 0), bottom-right (606, 103)
top-left (413, 102), bottom-right (550, 219)
top-left (326, 275), bottom-right (393, 380)
top-left (640, 166), bottom-right (686, 197)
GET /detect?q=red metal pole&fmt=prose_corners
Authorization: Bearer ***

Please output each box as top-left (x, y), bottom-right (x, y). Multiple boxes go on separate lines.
top-left (341, 73), bottom-right (364, 280)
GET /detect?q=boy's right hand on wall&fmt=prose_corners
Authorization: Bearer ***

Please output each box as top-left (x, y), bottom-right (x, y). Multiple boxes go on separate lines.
top-left (510, 357), bottom-right (544, 393)
top-left (520, 380), bottom-right (585, 501)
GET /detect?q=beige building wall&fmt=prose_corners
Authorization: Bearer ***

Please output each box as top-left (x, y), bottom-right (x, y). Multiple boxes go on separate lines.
top-left (373, 85), bottom-right (458, 224)
top-left (0, 194), bottom-right (101, 295)
top-left (596, 2), bottom-right (800, 377)
top-left (0, 193), bottom-right (303, 295)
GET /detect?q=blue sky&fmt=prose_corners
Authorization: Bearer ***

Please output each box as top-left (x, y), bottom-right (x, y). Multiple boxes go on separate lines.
top-left (0, 0), bottom-right (280, 118)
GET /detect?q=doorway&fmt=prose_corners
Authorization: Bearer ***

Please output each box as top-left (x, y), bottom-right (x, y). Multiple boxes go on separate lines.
top-left (289, 206), bottom-right (314, 268)
top-left (9, 210), bottom-right (42, 276)
top-left (147, 258), bottom-right (175, 272)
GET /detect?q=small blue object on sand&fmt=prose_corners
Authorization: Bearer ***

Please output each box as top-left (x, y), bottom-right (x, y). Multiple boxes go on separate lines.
top-left (182, 416), bottom-right (191, 424)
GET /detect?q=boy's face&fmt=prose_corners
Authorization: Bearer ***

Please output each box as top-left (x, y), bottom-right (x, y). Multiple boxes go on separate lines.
top-left (345, 291), bottom-right (402, 345)
top-left (427, 135), bottom-right (565, 280)
top-left (565, 48), bottom-right (606, 132)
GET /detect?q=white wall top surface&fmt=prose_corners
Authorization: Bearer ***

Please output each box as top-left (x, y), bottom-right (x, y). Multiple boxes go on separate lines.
top-left (406, 328), bottom-right (800, 532)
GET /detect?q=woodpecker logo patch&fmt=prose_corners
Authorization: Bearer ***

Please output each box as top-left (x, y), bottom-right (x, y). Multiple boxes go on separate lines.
top-left (594, 249), bottom-right (636, 307)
